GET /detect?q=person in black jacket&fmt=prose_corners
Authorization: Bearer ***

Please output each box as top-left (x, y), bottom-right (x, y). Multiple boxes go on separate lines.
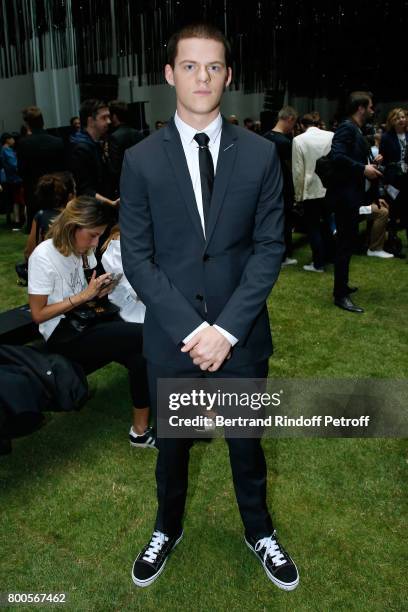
top-left (264, 106), bottom-right (298, 266)
top-left (17, 106), bottom-right (65, 230)
top-left (379, 108), bottom-right (408, 242)
top-left (328, 91), bottom-right (383, 313)
top-left (69, 99), bottom-right (118, 207)
top-left (108, 100), bottom-right (143, 191)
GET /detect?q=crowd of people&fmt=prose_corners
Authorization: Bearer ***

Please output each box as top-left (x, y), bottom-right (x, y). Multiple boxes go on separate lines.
top-left (0, 20), bottom-right (406, 593)
top-left (0, 93), bottom-right (406, 437)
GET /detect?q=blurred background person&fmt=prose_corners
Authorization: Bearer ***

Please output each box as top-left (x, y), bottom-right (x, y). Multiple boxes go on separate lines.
top-left (380, 108), bottom-right (408, 248)
top-left (24, 172), bottom-right (76, 259)
top-left (264, 106), bottom-right (298, 266)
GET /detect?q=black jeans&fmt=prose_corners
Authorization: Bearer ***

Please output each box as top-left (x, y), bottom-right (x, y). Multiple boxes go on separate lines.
top-left (333, 205), bottom-right (360, 298)
top-left (47, 317), bottom-right (149, 407)
top-left (148, 359), bottom-right (273, 540)
top-left (303, 197), bottom-right (333, 269)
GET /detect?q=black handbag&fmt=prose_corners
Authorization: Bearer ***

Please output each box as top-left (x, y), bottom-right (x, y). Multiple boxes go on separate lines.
top-left (66, 299), bottom-right (120, 332)
top-left (315, 155), bottom-right (336, 189)
top-left (66, 254), bottom-right (120, 331)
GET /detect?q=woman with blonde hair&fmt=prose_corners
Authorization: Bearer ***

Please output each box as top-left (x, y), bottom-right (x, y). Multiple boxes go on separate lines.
top-left (380, 107), bottom-right (408, 247)
top-left (28, 196), bottom-right (154, 447)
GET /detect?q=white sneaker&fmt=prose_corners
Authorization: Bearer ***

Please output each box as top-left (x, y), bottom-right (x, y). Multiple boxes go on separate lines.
top-left (129, 426), bottom-right (157, 448)
top-left (367, 249), bottom-right (394, 259)
top-left (303, 263), bottom-right (324, 273)
top-left (281, 257), bottom-right (298, 266)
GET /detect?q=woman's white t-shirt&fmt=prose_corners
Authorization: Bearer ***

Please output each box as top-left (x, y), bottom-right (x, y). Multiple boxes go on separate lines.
top-left (28, 239), bottom-right (96, 341)
top-left (101, 239), bottom-right (146, 324)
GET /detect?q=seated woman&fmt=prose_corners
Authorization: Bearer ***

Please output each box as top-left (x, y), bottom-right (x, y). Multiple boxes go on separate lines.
top-left (380, 108), bottom-right (408, 245)
top-left (28, 196), bottom-right (154, 448)
top-left (24, 172), bottom-right (76, 259)
top-left (101, 225), bottom-right (149, 446)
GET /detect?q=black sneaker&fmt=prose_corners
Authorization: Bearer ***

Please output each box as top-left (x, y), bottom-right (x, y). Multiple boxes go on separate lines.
top-left (245, 531), bottom-right (299, 591)
top-left (129, 426), bottom-right (156, 448)
top-left (131, 530), bottom-right (183, 587)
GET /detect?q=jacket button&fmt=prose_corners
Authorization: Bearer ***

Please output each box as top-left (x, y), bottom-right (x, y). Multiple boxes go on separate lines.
top-left (195, 294), bottom-right (204, 301)
top-left (203, 254), bottom-right (210, 262)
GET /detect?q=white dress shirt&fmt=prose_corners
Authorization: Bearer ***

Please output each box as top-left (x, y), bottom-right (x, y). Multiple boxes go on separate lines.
top-left (174, 112), bottom-right (238, 347)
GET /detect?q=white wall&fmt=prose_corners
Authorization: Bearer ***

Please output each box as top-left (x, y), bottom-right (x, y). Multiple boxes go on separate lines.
top-left (33, 65), bottom-right (80, 129)
top-left (0, 74), bottom-right (36, 132)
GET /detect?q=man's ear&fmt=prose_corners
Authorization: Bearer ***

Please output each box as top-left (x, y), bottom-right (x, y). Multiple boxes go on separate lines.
top-left (225, 67), bottom-right (232, 89)
top-left (165, 64), bottom-right (175, 86)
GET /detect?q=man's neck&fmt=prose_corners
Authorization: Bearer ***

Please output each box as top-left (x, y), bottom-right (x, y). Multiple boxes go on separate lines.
top-left (351, 112), bottom-right (364, 128)
top-left (176, 106), bottom-right (220, 131)
top-left (272, 120), bottom-right (286, 134)
top-left (85, 127), bottom-right (99, 142)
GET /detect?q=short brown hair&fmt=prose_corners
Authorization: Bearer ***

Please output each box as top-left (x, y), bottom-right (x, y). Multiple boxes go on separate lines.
top-left (347, 91), bottom-right (373, 116)
top-left (278, 106), bottom-right (298, 121)
top-left (79, 99), bottom-right (109, 129)
top-left (22, 106), bottom-right (44, 130)
top-left (109, 100), bottom-right (129, 123)
top-left (300, 112), bottom-right (320, 127)
top-left (35, 172), bottom-right (76, 211)
top-left (167, 22), bottom-right (232, 68)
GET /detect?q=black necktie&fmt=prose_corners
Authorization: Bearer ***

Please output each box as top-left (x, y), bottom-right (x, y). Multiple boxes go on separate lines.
top-left (194, 132), bottom-right (214, 229)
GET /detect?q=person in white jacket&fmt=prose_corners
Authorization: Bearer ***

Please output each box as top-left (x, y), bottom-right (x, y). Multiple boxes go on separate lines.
top-left (292, 113), bottom-right (334, 272)
top-left (102, 226), bottom-right (153, 448)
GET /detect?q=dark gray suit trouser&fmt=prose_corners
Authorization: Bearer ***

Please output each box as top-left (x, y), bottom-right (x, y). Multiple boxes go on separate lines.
top-left (147, 359), bottom-right (274, 540)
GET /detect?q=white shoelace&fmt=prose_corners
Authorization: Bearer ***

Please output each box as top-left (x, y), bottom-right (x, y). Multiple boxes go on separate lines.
top-left (255, 532), bottom-right (286, 567)
top-left (142, 531), bottom-right (168, 564)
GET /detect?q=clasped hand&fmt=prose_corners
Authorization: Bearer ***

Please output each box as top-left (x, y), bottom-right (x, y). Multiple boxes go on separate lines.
top-left (181, 326), bottom-right (231, 372)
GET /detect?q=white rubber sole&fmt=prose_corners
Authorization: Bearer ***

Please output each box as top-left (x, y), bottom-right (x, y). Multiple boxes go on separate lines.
top-left (131, 532), bottom-right (184, 588)
top-left (245, 538), bottom-right (299, 591)
top-left (129, 439), bottom-right (157, 449)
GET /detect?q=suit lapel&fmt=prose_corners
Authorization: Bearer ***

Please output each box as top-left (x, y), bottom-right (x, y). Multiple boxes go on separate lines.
top-left (205, 119), bottom-right (238, 246)
top-left (163, 119), bottom-right (205, 243)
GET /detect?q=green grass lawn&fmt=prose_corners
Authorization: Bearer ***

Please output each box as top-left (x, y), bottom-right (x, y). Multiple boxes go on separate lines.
top-left (0, 219), bottom-right (407, 612)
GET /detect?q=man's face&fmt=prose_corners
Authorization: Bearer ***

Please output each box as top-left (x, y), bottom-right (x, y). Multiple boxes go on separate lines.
top-left (89, 107), bottom-right (111, 138)
top-left (165, 37), bottom-right (232, 123)
top-left (364, 99), bottom-right (375, 122)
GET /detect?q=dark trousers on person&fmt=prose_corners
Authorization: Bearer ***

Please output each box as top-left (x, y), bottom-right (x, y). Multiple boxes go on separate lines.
top-left (148, 359), bottom-right (273, 541)
top-left (333, 205), bottom-right (360, 298)
top-left (302, 197), bottom-right (333, 269)
top-left (47, 317), bottom-right (149, 406)
top-left (283, 200), bottom-right (294, 260)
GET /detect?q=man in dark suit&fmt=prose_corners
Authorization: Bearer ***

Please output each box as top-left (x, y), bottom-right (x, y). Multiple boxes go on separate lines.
top-left (17, 106), bottom-right (65, 230)
top-left (108, 100), bottom-right (143, 190)
top-left (329, 91), bottom-right (382, 313)
top-left (120, 23), bottom-right (299, 591)
top-left (69, 99), bottom-right (118, 206)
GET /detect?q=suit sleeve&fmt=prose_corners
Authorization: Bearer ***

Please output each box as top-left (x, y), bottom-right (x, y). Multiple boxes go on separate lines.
top-left (119, 151), bottom-right (204, 345)
top-left (214, 143), bottom-right (284, 343)
top-left (69, 144), bottom-right (97, 197)
top-left (331, 122), bottom-right (366, 180)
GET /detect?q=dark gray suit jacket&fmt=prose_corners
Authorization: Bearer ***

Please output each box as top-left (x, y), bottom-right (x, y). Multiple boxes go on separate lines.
top-left (119, 117), bottom-right (284, 368)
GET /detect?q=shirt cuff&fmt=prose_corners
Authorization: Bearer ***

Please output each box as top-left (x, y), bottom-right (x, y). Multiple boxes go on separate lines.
top-left (213, 324), bottom-right (238, 347)
top-left (359, 205), bottom-right (372, 215)
top-left (183, 322), bottom-right (210, 344)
